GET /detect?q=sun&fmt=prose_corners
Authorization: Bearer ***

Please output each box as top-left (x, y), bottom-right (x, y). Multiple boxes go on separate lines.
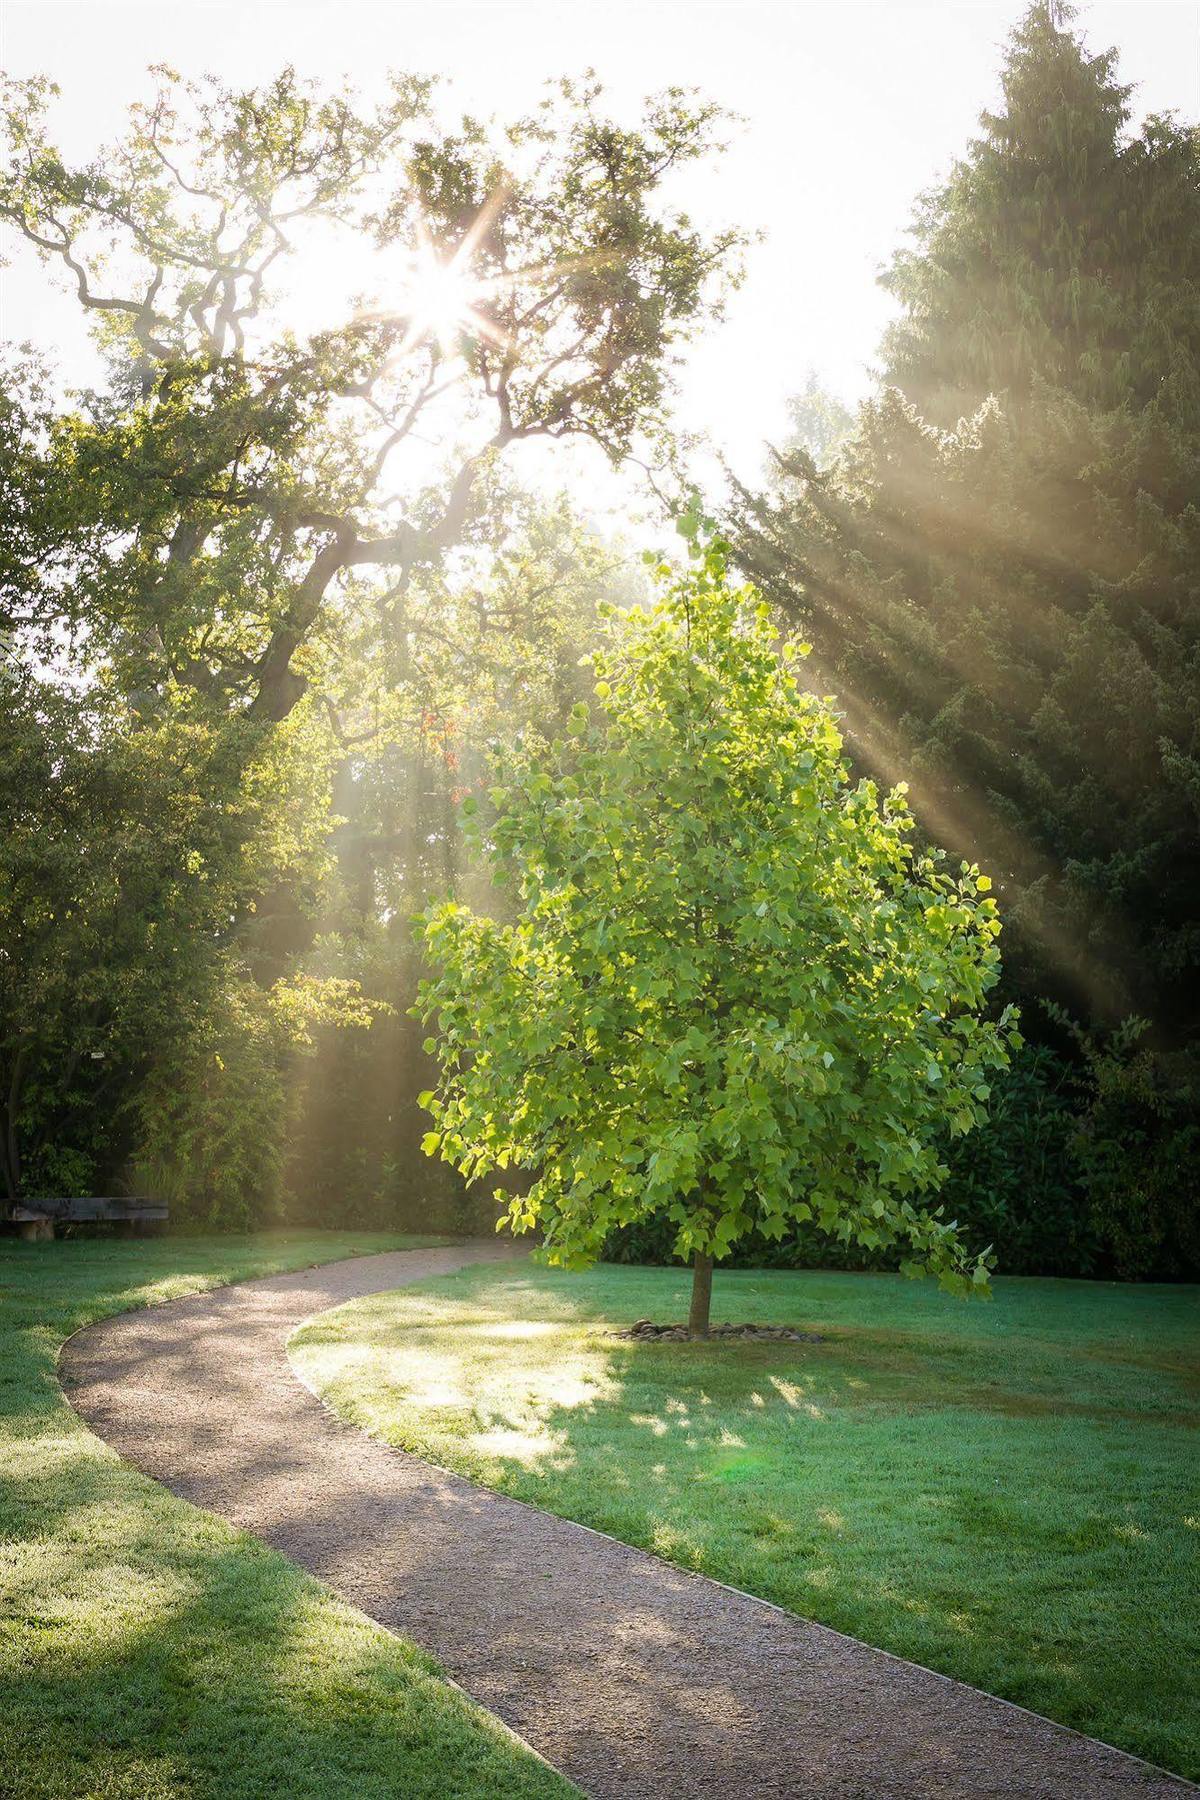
top-left (356, 191), bottom-right (521, 361)
top-left (276, 189), bottom-right (604, 366)
top-left (272, 196), bottom-right (512, 358)
top-left (402, 248), bottom-right (481, 353)
top-left (390, 218), bottom-right (509, 359)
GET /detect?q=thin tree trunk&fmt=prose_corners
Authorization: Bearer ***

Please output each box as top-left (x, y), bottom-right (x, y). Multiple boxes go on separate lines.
top-left (689, 1250), bottom-right (714, 1338)
top-left (3, 1044), bottom-right (29, 1203)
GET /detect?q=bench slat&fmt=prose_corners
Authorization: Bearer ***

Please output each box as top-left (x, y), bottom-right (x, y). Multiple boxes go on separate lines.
top-left (6, 1197), bottom-right (168, 1223)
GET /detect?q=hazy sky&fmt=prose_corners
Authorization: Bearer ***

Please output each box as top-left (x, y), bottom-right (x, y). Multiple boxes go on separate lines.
top-left (2, 0), bottom-right (1197, 492)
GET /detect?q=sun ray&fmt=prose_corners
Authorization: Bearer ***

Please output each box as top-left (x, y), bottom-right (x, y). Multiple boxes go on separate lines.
top-left (349, 196), bottom-right (616, 364)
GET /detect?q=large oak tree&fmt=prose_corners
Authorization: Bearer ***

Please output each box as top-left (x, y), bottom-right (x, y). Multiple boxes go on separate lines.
top-left (0, 67), bottom-right (741, 1208)
top-left (1, 67), bottom-right (740, 727)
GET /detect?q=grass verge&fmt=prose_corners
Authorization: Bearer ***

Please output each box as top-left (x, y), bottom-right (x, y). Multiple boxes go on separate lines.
top-left (0, 1231), bottom-right (575, 1800)
top-left (291, 1261), bottom-right (1200, 1782)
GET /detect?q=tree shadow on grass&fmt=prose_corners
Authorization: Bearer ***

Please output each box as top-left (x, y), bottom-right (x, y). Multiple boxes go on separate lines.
top-left (2, 1454), bottom-right (572, 1800)
top-left (290, 1265), bottom-right (1200, 1784)
top-left (1, 1285), bottom-right (572, 1800)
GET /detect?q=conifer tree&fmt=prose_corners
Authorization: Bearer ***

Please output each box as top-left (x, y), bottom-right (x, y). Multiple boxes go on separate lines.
top-left (730, 3), bottom-right (1200, 1272)
top-left (880, 1), bottom-right (1193, 422)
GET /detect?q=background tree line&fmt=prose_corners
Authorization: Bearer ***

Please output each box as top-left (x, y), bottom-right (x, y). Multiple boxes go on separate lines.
top-left (2, 4), bottom-right (1196, 1276)
top-left (0, 65), bottom-right (736, 1224)
top-left (726, 1), bottom-right (1199, 1278)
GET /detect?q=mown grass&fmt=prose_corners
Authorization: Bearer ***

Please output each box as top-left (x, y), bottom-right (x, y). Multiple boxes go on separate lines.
top-left (292, 1262), bottom-right (1200, 1782)
top-left (0, 1232), bottom-right (575, 1800)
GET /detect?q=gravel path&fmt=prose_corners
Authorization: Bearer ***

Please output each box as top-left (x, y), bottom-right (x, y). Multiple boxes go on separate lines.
top-left (61, 1244), bottom-right (1193, 1800)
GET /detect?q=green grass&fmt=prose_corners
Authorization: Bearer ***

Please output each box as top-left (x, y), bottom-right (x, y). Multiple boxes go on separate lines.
top-left (0, 1231), bottom-right (574, 1800)
top-left (292, 1262), bottom-right (1200, 1782)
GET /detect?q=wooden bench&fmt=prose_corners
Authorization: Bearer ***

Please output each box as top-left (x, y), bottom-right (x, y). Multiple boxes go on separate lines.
top-left (5, 1197), bottom-right (169, 1240)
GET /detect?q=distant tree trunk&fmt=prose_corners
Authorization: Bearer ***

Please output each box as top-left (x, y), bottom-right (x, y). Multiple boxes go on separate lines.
top-left (2, 1045), bottom-right (29, 1204)
top-left (689, 1250), bottom-right (713, 1338)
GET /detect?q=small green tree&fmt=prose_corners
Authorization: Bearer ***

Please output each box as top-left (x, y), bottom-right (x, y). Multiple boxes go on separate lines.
top-left (415, 526), bottom-right (1018, 1333)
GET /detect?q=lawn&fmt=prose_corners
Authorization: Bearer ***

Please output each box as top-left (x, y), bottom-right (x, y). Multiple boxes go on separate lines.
top-left (291, 1261), bottom-right (1200, 1783)
top-left (0, 1232), bottom-right (574, 1800)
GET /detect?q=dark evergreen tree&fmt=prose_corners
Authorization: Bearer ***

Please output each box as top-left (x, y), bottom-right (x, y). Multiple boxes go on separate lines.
top-left (881, 1), bottom-right (1198, 424)
top-left (730, 2), bottom-right (1200, 1274)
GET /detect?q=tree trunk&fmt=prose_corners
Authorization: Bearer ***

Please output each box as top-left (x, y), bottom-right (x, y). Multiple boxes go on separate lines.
top-left (2, 1045), bottom-right (29, 1204)
top-left (689, 1250), bottom-right (714, 1338)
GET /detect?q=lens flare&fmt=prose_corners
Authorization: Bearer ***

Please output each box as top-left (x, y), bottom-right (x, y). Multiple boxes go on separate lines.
top-left (384, 218), bottom-right (511, 359)
top-left (277, 189), bottom-right (605, 369)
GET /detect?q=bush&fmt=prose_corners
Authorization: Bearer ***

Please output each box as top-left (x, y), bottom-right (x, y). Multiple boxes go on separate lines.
top-left (604, 1035), bottom-right (1200, 1281)
top-left (132, 979), bottom-right (293, 1232)
top-left (1069, 1029), bottom-right (1200, 1281)
top-left (938, 1044), bottom-right (1097, 1276)
top-left (133, 972), bottom-right (377, 1232)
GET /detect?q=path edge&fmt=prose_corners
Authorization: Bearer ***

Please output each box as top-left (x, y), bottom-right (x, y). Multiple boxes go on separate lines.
top-left (54, 1240), bottom-right (583, 1798)
top-left (283, 1262), bottom-right (1199, 1796)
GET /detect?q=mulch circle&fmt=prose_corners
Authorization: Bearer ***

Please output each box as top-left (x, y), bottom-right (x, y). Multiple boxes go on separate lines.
top-left (614, 1319), bottom-right (826, 1343)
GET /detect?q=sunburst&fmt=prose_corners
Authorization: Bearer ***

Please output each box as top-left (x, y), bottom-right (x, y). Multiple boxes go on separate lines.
top-left (275, 189), bottom-right (606, 363)
top-left (358, 191), bottom-right (607, 363)
top-left (359, 190), bottom-right (515, 359)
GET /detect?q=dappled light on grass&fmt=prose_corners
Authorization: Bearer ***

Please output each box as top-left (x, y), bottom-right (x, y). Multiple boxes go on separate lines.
top-left (292, 1260), bottom-right (1200, 1783)
top-left (294, 1287), bottom-right (621, 1475)
top-left (0, 1234), bottom-right (570, 1800)
top-left (767, 1375), bottom-right (827, 1419)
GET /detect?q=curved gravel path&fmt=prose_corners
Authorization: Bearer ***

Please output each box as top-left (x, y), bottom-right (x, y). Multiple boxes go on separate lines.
top-left (61, 1243), bottom-right (1193, 1800)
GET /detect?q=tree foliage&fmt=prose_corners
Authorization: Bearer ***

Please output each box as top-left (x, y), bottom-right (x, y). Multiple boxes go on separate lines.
top-left (1, 67), bottom-right (740, 726)
top-left (880, 2), bottom-right (1198, 426)
top-left (0, 657), bottom-right (344, 1200)
top-left (416, 528), bottom-right (1016, 1327)
top-left (134, 969), bottom-right (377, 1231)
top-left (284, 501), bottom-right (644, 1230)
top-left (0, 68), bottom-right (740, 1212)
top-left (729, 4), bottom-right (1200, 1272)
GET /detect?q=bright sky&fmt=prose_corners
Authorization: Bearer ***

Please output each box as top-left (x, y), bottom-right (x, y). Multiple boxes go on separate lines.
top-left (2, 0), bottom-right (1197, 497)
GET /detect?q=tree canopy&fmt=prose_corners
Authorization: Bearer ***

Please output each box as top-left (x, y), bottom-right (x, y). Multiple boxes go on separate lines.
top-left (1, 67), bottom-right (740, 725)
top-left (728, 1), bottom-right (1200, 1276)
top-left (0, 68), bottom-right (741, 1212)
top-left (416, 526), bottom-right (1016, 1330)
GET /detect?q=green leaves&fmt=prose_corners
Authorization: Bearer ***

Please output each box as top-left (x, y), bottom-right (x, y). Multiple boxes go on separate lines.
top-left (415, 536), bottom-right (1011, 1293)
top-left (0, 661), bottom-right (345, 1212)
top-left (728, 5), bottom-right (1200, 1192)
